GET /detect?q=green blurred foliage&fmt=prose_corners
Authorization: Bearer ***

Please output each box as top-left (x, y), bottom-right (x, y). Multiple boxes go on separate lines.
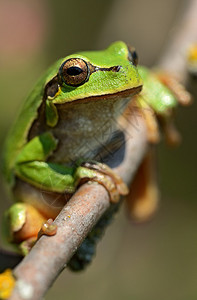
top-left (0, 0), bottom-right (196, 299)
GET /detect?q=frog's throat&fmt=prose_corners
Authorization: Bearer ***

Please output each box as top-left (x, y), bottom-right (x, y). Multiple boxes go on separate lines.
top-left (56, 85), bottom-right (142, 106)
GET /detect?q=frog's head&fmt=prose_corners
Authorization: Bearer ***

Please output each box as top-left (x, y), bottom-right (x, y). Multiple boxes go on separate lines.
top-left (44, 41), bottom-right (143, 104)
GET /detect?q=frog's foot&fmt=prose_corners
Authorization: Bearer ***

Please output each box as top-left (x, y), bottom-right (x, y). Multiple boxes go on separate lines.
top-left (157, 72), bottom-right (192, 106)
top-left (3, 203), bottom-right (57, 255)
top-left (19, 219), bottom-right (57, 255)
top-left (141, 105), bottom-right (160, 144)
top-left (19, 237), bottom-right (37, 256)
top-left (80, 162), bottom-right (129, 203)
top-left (158, 113), bottom-right (182, 147)
top-left (125, 149), bottom-right (159, 222)
top-left (163, 118), bottom-right (181, 146)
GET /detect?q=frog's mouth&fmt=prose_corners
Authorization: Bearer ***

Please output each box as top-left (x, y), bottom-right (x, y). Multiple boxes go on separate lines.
top-left (57, 85), bottom-right (142, 106)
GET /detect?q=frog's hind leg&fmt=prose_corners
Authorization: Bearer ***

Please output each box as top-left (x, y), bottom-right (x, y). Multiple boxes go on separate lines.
top-left (3, 203), bottom-right (56, 255)
top-left (140, 103), bottom-right (160, 144)
top-left (156, 72), bottom-right (192, 146)
top-left (140, 96), bottom-right (182, 147)
top-left (158, 110), bottom-right (182, 146)
top-left (125, 148), bottom-right (160, 222)
top-left (157, 72), bottom-right (192, 106)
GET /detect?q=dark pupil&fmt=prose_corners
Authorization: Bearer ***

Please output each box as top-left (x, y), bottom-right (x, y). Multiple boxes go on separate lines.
top-left (67, 66), bottom-right (83, 76)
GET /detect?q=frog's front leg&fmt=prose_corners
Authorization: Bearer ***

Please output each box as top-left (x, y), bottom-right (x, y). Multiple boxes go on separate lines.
top-left (6, 132), bottom-right (128, 253)
top-left (141, 101), bottom-right (181, 146)
top-left (155, 71), bottom-right (193, 146)
top-left (80, 162), bottom-right (129, 202)
top-left (157, 111), bottom-right (182, 146)
top-left (14, 132), bottom-right (128, 203)
top-left (138, 101), bottom-right (160, 144)
top-left (137, 95), bottom-right (181, 146)
top-left (156, 72), bottom-right (192, 106)
top-left (15, 159), bottom-right (128, 204)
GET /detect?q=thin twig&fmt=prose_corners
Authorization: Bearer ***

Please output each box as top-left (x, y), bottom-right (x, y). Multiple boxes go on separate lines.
top-left (157, 0), bottom-right (197, 82)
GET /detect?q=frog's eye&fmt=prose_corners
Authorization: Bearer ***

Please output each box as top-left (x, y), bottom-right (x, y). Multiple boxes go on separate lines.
top-left (127, 46), bottom-right (138, 66)
top-left (59, 58), bottom-right (89, 87)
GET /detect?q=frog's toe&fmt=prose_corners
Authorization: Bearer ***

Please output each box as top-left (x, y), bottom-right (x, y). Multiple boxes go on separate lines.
top-left (19, 237), bottom-right (37, 256)
top-left (37, 219), bottom-right (57, 239)
top-left (19, 219), bottom-right (57, 255)
top-left (157, 72), bottom-right (193, 106)
top-left (159, 115), bottom-right (182, 147)
top-left (165, 124), bottom-right (182, 146)
top-left (81, 162), bottom-right (129, 202)
top-left (140, 106), bottom-right (160, 144)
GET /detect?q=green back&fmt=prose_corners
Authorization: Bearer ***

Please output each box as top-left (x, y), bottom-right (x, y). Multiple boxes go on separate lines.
top-left (138, 66), bottom-right (177, 114)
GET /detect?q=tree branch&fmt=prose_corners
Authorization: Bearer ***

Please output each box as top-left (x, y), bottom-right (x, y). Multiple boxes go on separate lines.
top-left (157, 0), bottom-right (197, 82)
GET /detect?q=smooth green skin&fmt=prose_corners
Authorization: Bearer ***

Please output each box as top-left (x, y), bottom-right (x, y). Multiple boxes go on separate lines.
top-left (138, 66), bottom-right (177, 113)
top-left (2, 41), bottom-right (178, 236)
top-left (2, 41), bottom-right (142, 189)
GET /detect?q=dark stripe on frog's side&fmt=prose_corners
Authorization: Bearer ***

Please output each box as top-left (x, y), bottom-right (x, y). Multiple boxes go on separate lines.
top-left (93, 65), bottom-right (121, 73)
top-left (27, 101), bottom-right (48, 141)
top-left (69, 62), bottom-right (121, 77)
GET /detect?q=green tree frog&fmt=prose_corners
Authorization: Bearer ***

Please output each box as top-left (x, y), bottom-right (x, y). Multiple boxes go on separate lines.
top-left (1, 41), bottom-right (191, 270)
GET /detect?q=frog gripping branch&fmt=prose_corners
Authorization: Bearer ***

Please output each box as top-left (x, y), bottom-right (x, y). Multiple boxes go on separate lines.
top-left (1, 42), bottom-right (191, 274)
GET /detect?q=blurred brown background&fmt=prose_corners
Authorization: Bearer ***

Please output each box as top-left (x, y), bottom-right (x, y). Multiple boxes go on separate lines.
top-left (0, 0), bottom-right (196, 299)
